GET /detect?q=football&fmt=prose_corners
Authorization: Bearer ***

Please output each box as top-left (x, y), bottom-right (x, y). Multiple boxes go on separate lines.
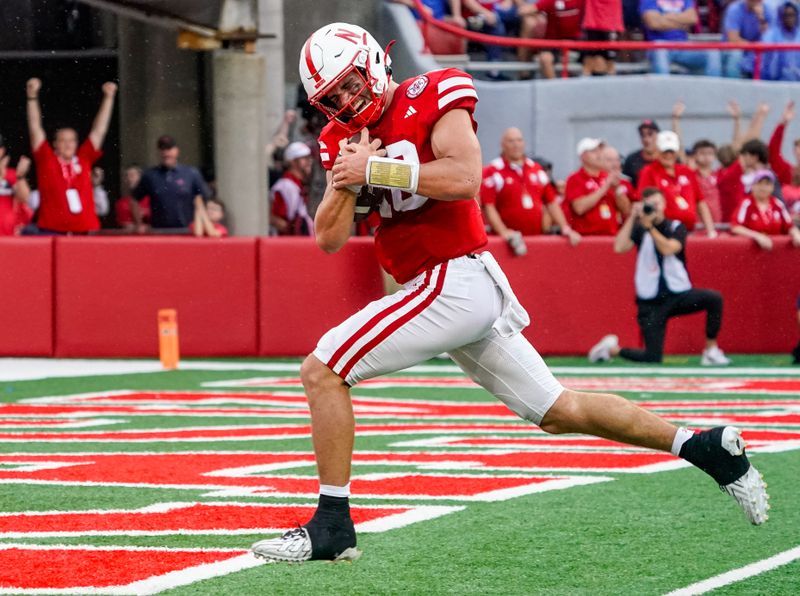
top-left (353, 185), bottom-right (386, 222)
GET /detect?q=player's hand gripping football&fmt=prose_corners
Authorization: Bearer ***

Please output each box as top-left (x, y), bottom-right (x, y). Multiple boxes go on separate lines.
top-left (332, 129), bottom-right (386, 191)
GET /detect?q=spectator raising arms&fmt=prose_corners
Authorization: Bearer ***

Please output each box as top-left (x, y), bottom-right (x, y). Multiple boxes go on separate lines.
top-left (480, 127), bottom-right (580, 254)
top-left (133, 135), bottom-right (211, 230)
top-left (641, 0), bottom-right (722, 76)
top-left (768, 100), bottom-right (800, 216)
top-left (638, 131), bottom-right (717, 236)
top-left (761, 2), bottom-right (800, 81)
top-left (730, 169), bottom-right (800, 249)
top-left (26, 78), bottom-right (117, 234)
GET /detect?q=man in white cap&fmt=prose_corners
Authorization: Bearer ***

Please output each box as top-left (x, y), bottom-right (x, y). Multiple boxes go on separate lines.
top-left (638, 130), bottom-right (717, 237)
top-left (563, 138), bottom-right (626, 235)
top-left (269, 141), bottom-right (314, 235)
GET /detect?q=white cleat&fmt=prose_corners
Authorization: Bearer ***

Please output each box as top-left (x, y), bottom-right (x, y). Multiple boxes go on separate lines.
top-left (588, 334), bottom-right (619, 363)
top-left (720, 465), bottom-right (770, 525)
top-left (717, 427), bottom-right (769, 525)
top-left (701, 346), bottom-right (731, 366)
top-left (251, 527), bottom-right (362, 563)
top-left (251, 527), bottom-right (312, 563)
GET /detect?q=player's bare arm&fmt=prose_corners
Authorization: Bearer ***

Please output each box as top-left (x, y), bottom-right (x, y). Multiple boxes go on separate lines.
top-left (422, 108), bottom-right (482, 200)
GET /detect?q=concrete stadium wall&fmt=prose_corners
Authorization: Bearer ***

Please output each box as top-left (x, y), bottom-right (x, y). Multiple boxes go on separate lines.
top-left (0, 236), bottom-right (796, 358)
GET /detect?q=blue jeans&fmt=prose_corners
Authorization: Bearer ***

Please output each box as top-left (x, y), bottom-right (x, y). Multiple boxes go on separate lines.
top-left (480, 5), bottom-right (519, 62)
top-left (649, 49), bottom-right (722, 77)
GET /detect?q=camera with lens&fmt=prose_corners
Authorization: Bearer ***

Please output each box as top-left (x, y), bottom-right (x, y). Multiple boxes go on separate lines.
top-left (642, 203), bottom-right (655, 215)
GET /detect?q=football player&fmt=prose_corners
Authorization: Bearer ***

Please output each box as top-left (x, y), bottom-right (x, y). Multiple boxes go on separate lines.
top-left (251, 22), bottom-right (769, 563)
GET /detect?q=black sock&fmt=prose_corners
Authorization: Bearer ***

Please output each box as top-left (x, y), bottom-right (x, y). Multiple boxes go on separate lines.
top-left (304, 495), bottom-right (356, 559)
top-left (679, 427), bottom-right (749, 485)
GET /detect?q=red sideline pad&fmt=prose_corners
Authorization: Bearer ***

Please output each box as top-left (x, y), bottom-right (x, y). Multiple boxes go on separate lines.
top-left (0, 238), bottom-right (52, 356)
top-left (53, 237), bottom-right (259, 356)
top-left (259, 237), bottom-right (385, 355)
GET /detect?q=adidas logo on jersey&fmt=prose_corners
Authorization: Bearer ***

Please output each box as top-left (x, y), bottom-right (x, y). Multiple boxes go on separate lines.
top-left (404, 106), bottom-right (417, 119)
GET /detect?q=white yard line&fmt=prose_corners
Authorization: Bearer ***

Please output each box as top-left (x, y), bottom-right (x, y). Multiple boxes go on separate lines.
top-left (664, 545), bottom-right (800, 596)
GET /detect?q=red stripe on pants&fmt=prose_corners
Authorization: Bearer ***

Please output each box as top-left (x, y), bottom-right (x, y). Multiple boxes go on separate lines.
top-left (337, 263), bottom-right (448, 380)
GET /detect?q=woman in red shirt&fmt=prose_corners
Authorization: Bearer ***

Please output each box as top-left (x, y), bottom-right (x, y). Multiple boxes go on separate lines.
top-left (731, 170), bottom-right (800, 250)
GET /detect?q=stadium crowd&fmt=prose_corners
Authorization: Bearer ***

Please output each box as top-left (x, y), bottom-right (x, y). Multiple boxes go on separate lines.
top-left (389, 0), bottom-right (800, 80)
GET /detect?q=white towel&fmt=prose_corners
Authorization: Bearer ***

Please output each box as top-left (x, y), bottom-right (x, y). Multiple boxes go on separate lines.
top-left (477, 251), bottom-right (530, 337)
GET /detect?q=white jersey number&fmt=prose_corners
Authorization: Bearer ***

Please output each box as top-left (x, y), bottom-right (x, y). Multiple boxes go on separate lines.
top-left (378, 140), bottom-right (428, 218)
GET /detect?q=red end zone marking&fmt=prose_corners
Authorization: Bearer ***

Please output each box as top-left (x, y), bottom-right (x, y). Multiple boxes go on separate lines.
top-left (0, 503), bottom-right (408, 536)
top-left (0, 546), bottom-right (244, 590)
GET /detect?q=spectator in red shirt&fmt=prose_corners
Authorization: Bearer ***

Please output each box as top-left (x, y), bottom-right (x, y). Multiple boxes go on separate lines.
top-left (480, 127), bottom-right (580, 254)
top-left (637, 131), bottom-right (717, 236)
top-left (0, 139), bottom-right (33, 236)
top-left (270, 141), bottom-right (314, 236)
top-left (115, 165), bottom-right (151, 232)
top-left (717, 138), bottom-right (778, 222)
top-left (527, 0), bottom-right (585, 79)
top-left (25, 77), bottom-right (117, 234)
top-left (601, 144), bottom-right (636, 217)
top-left (564, 137), bottom-right (624, 235)
top-left (581, 0), bottom-right (624, 75)
top-left (690, 139), bottom-right (724, 223)
top-left (730, 169), bottom-right (800, 248)
top-left (768, 100), bottom-right (800, 217)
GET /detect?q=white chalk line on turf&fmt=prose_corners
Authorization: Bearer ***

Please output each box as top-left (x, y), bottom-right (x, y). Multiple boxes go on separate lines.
top-left (663, 545), bottom-right (800, 596)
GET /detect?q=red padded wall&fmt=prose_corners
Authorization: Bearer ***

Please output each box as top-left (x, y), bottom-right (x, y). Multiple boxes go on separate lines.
top-left (0, 238), bottom-right (53, 356)
top-left (54, 238), bottom-right (258, 357)
top-left (259, 237), bottom-right (385, 356)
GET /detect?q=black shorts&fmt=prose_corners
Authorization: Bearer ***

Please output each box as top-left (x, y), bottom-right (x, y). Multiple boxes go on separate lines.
top-left (580, 30), bottom-right (618, 61)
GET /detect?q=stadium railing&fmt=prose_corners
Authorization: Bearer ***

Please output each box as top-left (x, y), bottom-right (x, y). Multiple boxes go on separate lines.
top-left (411, 0), bottom-right (800, 80)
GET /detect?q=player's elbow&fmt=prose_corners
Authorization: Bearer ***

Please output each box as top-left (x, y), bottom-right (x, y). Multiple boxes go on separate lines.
top-left (315, 232), bottom-right (346, 254)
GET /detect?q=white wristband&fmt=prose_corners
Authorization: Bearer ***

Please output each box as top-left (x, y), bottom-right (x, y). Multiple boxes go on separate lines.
top-left (365, 156), bottom-right (419, 194)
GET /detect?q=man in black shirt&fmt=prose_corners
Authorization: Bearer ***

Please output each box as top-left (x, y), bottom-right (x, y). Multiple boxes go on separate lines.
top-left (622, 119), bottom-right (659, 187)
top-left (133, 135), bottom-right (211, 229)
top-left (589, 187), bottom-right (730, 365)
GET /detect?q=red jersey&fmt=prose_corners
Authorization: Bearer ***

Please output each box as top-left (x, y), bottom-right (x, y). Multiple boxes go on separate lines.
top-left (318, 68), bottom-right (487, 284)
top-left (716, 160), bottom-right (745, 223)
top-left (480, 156), bottom-right (556, 235)
top-left (33, 139), bottom-right (101, 233)
top-left (536, 0), bottom-right (585, 40)
top-left (696, 170), bottom-right (722, 222)
top-left (564, 168), bottom-right (619, 235)
top-left (582, 0), bottom-right (623, 31)
top-left (638, 161), bottom-right (704, 229)
top-left (731, 195), bottom-right (793, 235)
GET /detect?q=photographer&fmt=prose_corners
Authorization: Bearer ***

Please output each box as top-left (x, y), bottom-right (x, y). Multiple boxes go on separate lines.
top-left (588, 187), bottom-right (730, 365)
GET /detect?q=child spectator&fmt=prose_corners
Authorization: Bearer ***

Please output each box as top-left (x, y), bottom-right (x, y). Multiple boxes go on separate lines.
top-left (115, 165), bottom-right (151, 232)
top-left (730, 169), bottom-right (800, 248)
top-left (91, 166), bottom-right (109, 219)
top-left (191, 196), bottom-right (228, 238)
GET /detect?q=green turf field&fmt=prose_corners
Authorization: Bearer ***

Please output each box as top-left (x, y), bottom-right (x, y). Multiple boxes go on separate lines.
top-left (0, 356), bottom-right (798, 595)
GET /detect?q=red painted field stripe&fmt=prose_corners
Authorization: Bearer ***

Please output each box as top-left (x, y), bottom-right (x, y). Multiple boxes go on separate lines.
top-left (0, 547), bottom-right (241, 589)
top-left (0, 503), bottom-right (407, 534)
